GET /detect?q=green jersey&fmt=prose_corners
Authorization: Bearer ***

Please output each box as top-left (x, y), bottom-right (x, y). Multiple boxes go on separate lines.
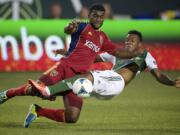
top-left (100, 51), bottom-right (158, 74)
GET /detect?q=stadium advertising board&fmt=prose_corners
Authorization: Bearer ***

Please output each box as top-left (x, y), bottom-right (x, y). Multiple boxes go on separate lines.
top-left (0, 20), bottom-right (180, 71)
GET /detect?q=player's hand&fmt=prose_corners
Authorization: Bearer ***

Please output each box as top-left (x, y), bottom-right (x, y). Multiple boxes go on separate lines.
top-left (54, 49), bottom-right (67, 56)
top-left (71, 19), bottom-right (81, 26)
top-left (174, 77), bottom-right (180, 88)
top-left (69, 19), bottom-right (81, 32)
top-left (65, 19), bottom-right (81, 34)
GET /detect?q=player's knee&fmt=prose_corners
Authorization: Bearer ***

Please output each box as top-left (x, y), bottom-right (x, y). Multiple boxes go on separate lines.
top-left (65, 108), bottom-right (80, 123)
top-left (65, 115), bottom-right (79, 123)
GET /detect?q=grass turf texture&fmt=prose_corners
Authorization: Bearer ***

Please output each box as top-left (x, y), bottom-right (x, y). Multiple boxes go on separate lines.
top-left (0, 71), bottom-right (180, 135)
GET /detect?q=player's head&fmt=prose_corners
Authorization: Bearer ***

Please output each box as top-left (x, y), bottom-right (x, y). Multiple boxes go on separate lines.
top-left (88, 4), bottom-right (105, 29)
top-left (125, 30), bottom-right (143, 52)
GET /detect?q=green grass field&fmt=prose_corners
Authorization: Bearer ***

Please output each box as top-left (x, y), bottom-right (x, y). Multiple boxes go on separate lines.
top-left (0, 72), bottom-right (180, 135)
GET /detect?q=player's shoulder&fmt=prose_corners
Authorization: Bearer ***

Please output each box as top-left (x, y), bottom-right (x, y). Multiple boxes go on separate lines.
top-left (145, 51), bottom-right (155, 59)
top-left (98, 30), bottom-right (109, 40)
top-left (73, 22), bottom-right (89, 34)
top-left (142, 50), bottom-right (153, 58)
top-left (99, 29), bottom-right (107, 35)
top-left (78, 22), bottom-right (88, 29)
top-left (145, 50), bottom-right (158, 66)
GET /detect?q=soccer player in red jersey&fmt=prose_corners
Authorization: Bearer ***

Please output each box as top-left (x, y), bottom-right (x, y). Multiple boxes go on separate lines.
top-left (0, 5), bottom-right (141, 126)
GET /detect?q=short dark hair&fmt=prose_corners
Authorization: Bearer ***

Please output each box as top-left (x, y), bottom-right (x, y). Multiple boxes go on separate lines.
top-left (128, 30), bottom-right (143, 41)
top-left (89, 4), bottom-right (105, 13)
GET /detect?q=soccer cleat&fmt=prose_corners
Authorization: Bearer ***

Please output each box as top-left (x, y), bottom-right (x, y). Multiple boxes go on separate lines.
top-left (0, 90), bottom-right (8, 104)
top-left (24, 104), bottom-right (40, 128)
top-left (28, 79), bottom-right (50, 98)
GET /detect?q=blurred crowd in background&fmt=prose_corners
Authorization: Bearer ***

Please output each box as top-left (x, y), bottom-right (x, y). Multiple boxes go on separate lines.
top-left (46, 1), bottom-right (180, 20)
top-left (0, 0), bottom-right (180, 20)
top-left (47, 2), bottom-right (114, 19)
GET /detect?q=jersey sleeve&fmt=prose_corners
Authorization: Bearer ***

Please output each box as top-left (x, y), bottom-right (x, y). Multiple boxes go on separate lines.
top-left (145, 52), bottom-right (158, 70)
top-left (100, 33), bottom-right (117, 54)
top-left (75, 22), bottom-right (87, 34)
top-left (99, 52), bottom-right (116, 68)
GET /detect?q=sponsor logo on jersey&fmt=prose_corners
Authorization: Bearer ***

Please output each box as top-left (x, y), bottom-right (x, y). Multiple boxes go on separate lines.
top-left (50, 69), bottom-right (59, 77)
top-left (84, 40), bottom-right (100, 53)
top-left (88, 32), bottom-right (92, 36)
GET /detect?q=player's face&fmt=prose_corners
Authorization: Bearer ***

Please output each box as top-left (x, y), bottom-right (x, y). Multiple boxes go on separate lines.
top-left (125, 34), bottom-right (141, 52)
top-left (88, 10), bottom-right (105, 29)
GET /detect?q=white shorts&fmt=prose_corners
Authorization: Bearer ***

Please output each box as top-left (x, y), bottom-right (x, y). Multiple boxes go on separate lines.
top-left (90, 70), bottom-right (125, 99)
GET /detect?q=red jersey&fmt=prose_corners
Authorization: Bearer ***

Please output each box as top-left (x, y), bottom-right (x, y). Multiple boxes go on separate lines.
top-left (61, 22), bottom-right (116, 73)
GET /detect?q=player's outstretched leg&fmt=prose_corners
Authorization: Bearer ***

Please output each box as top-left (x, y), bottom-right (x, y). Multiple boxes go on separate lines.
top-left (0, 84), bottom-right (33, 104)
top-left (0, 62), bottom-right (64, 105)
top-left (28, 72), bottom-right (93, 98)
top-left (0, 83), bottom-right (46, 105)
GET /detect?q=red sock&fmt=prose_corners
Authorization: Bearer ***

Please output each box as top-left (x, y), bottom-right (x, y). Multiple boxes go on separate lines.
top-left (37, 108), bottom-right (65, 122)
top-left (7, 84), bottom-right (28, 98)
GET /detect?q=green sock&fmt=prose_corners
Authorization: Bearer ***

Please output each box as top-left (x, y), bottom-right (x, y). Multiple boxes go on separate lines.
top-left (48, 75), bottom-right (81, 95)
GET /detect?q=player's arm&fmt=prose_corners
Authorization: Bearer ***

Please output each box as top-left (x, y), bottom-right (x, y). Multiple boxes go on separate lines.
top-left (145, 52), bottom-right (180, 88)
top-left (150, 69), bottom-right (180, 88)
top-left (54, 49), bottom-right (67, 56)
top-left (64, 19), bottom-right (81, 34)
top-left (112, 48), bottom-right (143, 59)
top-left (101, 34), bottom-right (143, 59)
top-left (95, 53), bottom-right (116, 63)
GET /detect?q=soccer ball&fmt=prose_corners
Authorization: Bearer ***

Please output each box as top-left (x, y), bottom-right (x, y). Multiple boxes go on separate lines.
top-left (72, 78), bottom-right (93, 98)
